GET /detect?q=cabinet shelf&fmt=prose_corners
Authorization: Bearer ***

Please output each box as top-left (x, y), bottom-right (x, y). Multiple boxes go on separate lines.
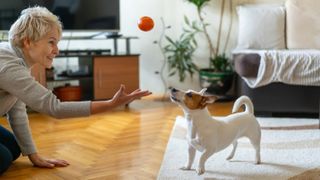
top-left (46, 76), bottom-right (93, 82)
top-left (57, 49), bottom-right (111, 57)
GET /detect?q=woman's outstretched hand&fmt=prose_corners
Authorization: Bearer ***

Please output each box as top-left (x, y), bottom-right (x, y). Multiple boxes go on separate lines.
top-left (91, 84), bottom-right (152, 114)
top-left (28, 153), bottom-right (69, 168)
top-left (110, 84), bottom-right (152, 106)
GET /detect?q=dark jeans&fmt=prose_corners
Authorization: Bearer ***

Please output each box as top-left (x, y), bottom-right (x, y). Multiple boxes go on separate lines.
top-left (0, 125), bottom-right (21, 175)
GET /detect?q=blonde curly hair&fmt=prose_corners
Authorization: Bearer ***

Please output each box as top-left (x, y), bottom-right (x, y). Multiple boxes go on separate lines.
top-left (9, 6), bottom-right (62, 47)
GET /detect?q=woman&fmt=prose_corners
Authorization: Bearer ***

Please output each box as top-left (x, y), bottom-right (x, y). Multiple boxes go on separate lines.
top-left (0, 6), bottom-right (151, 174)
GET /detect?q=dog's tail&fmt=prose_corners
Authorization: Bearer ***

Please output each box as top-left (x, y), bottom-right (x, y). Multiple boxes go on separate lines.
top-left (232, 96), bottom-right (254, 114)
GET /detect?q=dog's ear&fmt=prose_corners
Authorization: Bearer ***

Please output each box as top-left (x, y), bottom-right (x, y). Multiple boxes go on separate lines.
top-left (205, 95), bottom-right (218, 104)
top-left (199, 88), bottom-right (207, 95)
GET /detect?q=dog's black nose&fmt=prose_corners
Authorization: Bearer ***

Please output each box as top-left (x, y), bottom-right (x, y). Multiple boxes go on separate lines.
top-left (171, 88), bottom-right (177, 92)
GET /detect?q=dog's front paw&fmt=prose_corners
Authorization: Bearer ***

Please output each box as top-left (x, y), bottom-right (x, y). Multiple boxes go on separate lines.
top-left (196, 167), bottom-right (205, 175)
top-left (180, 166), bottom-right (191, 170)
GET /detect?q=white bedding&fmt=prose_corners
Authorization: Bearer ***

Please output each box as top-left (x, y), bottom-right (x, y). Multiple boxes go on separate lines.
top-left (233, 49), bottom-right (320, 88)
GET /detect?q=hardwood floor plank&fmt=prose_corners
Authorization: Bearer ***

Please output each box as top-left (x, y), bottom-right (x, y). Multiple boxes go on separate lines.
top-left (0, 97), bottom-right (233, 179)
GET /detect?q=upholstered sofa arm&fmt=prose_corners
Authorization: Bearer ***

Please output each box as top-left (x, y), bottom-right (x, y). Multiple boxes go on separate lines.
top-left (233, 54), bottom-right (260, 78)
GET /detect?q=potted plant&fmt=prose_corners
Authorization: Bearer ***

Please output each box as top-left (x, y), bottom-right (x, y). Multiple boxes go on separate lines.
top-left (154, 17), bottom-right (202, 100)
top-left (155, 0), bottom-right (234, 97)
top-left (186, 0), bottom-right (235, 96)
top-left (161, 16), bottom-right (201, 82)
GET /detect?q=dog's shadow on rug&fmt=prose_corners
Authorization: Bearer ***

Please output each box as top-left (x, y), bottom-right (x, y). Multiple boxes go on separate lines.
top-left (201, 160), bottom-right (306, 180)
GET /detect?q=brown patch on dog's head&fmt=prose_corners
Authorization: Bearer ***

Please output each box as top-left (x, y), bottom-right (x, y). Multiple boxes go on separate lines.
top-left (183, 91), bottom-right (218, 110)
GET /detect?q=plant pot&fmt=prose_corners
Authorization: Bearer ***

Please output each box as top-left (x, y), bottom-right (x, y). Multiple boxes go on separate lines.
top-left (53, 84), bottom-right (82, 101)
top-left (199, 69), bottom-right (234, 95)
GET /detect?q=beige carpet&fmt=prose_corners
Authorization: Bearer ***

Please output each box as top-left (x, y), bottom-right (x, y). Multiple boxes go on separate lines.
top-left (157, 116), bottom-right (320, 180)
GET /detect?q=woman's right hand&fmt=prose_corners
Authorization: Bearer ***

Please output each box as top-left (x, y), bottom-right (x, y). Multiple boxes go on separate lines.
top-left (28, 153), bottom-right (69, 168)
top-left (110, 84), bottom-right (152, 106)
top-left (90, 84), bottom-right (152, 114)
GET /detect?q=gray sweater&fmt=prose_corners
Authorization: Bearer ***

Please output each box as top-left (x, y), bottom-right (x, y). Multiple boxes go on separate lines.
top-left (0, 42), bottom-right (91, 155)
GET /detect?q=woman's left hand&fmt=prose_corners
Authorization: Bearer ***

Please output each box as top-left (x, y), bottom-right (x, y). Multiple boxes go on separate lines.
top-left (28, 153), bottom-right (69, 168)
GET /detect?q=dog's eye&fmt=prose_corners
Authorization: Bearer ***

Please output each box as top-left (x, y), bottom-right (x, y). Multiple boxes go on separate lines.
top-left (186, 92), bottom-right (192, 97)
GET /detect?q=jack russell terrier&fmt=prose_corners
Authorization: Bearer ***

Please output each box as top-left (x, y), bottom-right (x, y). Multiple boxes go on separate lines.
top-left (170, 88), bottom-right (261, 175)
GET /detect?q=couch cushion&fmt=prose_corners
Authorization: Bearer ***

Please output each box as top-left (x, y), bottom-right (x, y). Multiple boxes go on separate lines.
top-left (236, 4), bottom-right (286, 50)
top-left (286, 0), bottom-right (320, 49)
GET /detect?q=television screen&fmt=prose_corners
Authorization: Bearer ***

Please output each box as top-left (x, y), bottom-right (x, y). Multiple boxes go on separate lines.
top-left (0, 0), bottom-right (120, 32)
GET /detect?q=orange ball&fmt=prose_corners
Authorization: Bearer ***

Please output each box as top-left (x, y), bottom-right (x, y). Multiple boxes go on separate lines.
top-left (138, 16), bottom-right (154, 32)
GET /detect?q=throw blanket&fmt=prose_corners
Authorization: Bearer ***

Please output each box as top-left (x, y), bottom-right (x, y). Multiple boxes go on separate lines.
top-left (233, 49), bottom-right (320, 88)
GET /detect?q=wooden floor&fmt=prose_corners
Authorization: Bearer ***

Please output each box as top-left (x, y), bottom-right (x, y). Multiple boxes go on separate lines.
top-left (0, 96), bottom-right (233, 179)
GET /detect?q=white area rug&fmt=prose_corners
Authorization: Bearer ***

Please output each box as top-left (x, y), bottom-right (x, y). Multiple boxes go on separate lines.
top-left (157, 116), bottom-right (320, 180)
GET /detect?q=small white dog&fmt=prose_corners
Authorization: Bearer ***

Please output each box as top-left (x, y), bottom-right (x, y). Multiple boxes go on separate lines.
top-left (170, 88), bottom-right (261, 175)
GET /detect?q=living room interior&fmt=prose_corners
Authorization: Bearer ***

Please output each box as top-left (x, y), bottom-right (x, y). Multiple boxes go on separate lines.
top-left (1, 0), bottom-right (320, 179)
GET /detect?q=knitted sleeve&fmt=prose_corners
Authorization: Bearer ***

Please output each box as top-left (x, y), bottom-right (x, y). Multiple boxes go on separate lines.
top-left (7, 100), bottom-right (37, 155)
top-left (0, 61), bottom-right (91, 118)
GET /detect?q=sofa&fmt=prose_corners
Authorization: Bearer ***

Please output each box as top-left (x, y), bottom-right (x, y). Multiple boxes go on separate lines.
top-left (232, 0), bottom-right (320, 117)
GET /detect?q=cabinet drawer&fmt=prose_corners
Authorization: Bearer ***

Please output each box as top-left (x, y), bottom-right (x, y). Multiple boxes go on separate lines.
top-left (94, 56), bottom-right (139, 100)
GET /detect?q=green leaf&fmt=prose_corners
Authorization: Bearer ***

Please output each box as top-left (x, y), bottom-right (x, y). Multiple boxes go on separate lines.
top-left (169, 71), bottom-right (176, 76)
top-left (184, 15), bottom-right (190, 25)
top-left (186, 0), bottom-right (210, 9)
top-left (165, 36), bottom-right (175, 45)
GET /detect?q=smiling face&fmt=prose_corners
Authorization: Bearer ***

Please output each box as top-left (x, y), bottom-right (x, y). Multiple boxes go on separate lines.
top-left (22, 27), bottom-right (60, 68)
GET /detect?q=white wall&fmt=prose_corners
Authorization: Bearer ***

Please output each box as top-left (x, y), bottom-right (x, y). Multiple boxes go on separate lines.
top-left (57, 0), bottom-right (286, 95)
top-left (120, 0), bottom-right (173, 95)
top-left (119, 0), bottom-right (286, 95)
